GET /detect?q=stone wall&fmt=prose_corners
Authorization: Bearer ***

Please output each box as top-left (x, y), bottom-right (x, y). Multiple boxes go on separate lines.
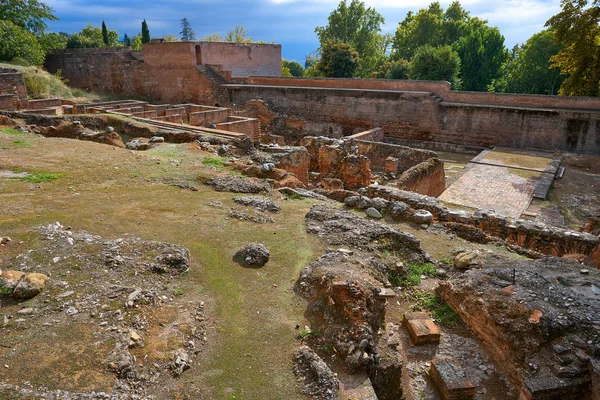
top-left (355, 140), bottom-right (438, 172)
top-left (227, 84), bottom-right (600, 154)
top-left (364, 185), bottom-right (600, 265)
top-left (0, 68), bottom-right (28, 109)
top-left (396, 158), bottom-right (446, 197)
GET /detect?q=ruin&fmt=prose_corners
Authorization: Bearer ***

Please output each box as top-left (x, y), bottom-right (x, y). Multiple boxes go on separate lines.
top-left (1, 41), bottom-right (600, 400)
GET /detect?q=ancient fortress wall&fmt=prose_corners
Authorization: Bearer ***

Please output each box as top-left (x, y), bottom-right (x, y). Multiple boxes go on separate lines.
top-left (44, 43), bottom-right (600, 154)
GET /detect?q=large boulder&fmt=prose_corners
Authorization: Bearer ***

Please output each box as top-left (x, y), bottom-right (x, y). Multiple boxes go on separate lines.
top-left (233, 243), bottom-right (270, 268)
top-left (12, 272), bottom-right (48, 299)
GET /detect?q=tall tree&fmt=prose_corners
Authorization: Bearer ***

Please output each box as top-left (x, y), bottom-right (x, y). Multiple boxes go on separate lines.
top-left (546, 0), bottom-right (600, 96)
top-left (225, 25), bottom-right (252, 43)
top-left (179, 18), bottom-right (195, 41)
top-left (0, 0), bottom-right (57, 35)
top-left (123, 33), bottom-right (131, 47)
top-left (408, 44), bottom-right (461, 88)
top-left (0, 20), bottom-right (45, 64)
top-left (454, 25), bottom-right (507, 91)
top-left (315, 0), bottom-right (386, 77)
top-left (141, 19), bottom-right (150, 44)
top-left (101, 21), bottom-right (109, 46)
top-left (66, 24), bottom-right (118, 48)
top-left (316, 41), bottom-right (360, 78)
top-left (500, 29), bottom-right (564, 95)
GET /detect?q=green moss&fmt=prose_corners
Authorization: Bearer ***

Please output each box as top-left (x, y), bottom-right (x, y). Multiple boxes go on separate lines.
top-left (387, 261), bottom-right (437, 287)
top-left (201, 155), bottom-right (226, 169)
top-left (20, 172), bottom-right (63, 183)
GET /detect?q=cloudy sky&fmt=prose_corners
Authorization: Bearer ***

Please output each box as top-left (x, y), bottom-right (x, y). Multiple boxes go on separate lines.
top-left (44, 0), bottom-right (562, 63)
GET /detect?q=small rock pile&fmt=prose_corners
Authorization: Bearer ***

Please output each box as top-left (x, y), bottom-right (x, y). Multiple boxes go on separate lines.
top-left (293, 346), bottom-right (339, 400)
top-left (344, 195), bottom-right (433, 225)
top-left (233, 243), bottom-right (270, 268)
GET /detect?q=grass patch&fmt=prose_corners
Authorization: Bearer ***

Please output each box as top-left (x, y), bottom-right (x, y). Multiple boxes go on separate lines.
top-left (411, 290), bottom-right (461, 328)
top-left (387, 261), bottom-right (436, 287)
top-left (20, 172), bottom-right (63, 183)
top-left (173, 289), bottom-right (184, 296)
top-left (298, 329), bottom-right (321, 339)
top-left (201, 155), bottom-right (226, 169)
top-left (1, 127), bottom-right (27, 136)
top-left (11, 139), bottom-right (32, 148)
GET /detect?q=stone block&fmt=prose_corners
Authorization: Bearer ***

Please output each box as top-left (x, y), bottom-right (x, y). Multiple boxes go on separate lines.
top-left (402, 312), bottom-right (440, 345)
top-left (429, 356), bottom-right (476, 400)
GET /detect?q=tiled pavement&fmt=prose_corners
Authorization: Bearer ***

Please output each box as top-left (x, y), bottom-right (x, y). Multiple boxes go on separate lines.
top-left (439, 164), bottom-right (538, 219)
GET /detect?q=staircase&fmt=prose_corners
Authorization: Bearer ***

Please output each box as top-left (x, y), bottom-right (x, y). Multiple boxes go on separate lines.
top-left (196, 65), bottom-right (228, 85)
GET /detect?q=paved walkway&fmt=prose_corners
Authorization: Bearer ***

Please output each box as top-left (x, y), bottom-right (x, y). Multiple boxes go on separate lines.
top-left (439, 164), bottom-right (538, 219)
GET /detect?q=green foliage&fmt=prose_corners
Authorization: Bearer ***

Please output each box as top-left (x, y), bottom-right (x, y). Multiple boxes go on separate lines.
top-left (317, 41), bottom-right (360, 78)
top-left (66, 24), bottom-right (119, 48)
top-left (11, 139), bottom-right (32, 148)
top-left (387, 261), bottom-right (437, 287)
top-left (173, 289), bottom-right (184, 296)
top-left (411, 291), bottom-right (461, 328)
top-left (546, 0), bottom-right (600, 96)
top-left (283, 60), bottom-right (304, 77)
top-left (454, 25), bottom-right (507, 91)
top-left (202, 26), bottom-right (254, 43)
top-left (303, 65), bottom-right (322, 77)
top-left (141, 20), bottom-right (150, 44)
top-left (315, 0), bottom-right (387, 77)
top-left (123, 33), bottom-right (131, 47)
top-left (499, 29), bottom-right (564, 95)
top-left (202, 156), bottom-right (225, 169)
top-left (305, 52), bottom-right (319, 69)
top-left (0, 0), bottom-right (57, 35)
top-left (101, 21), bottom-right (109, 45)
top-left (131, 34), bottom-right (142, 51)
top-left (298, 329), bottom-right (321, 339)
top-left (164, 34), bottom-right (178, 43)
top-left (372, 59), bottom-right (409, 79)
top-left (37, 32), bottom-right (68, 52)
top-left (180, 18), bottom-right (196, 41)
top-left (0, 20), bottom-right (44, 65)
top-left (408, 45), bottom-right (461, 88)
top-left (20, 172), bottom-right (63, 183)
top-left (281, 61), bottom-right (292, 77)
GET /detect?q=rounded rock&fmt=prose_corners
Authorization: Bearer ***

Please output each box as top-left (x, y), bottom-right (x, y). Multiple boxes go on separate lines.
top-left (412, 209), bottom-right (433, 224)
top-left (234, 243), bottom-right (270, 268)
top-left (370, 197), bottom-right (389, 210)
top-left (355, 196), bottom-right (371, 210)
top-left (344, 196), bottom-right (360, 208)
top-left (366, 207), bottom-right (383, 219)
top-left (389, 201), bottom-right (410, 220)
top-left (0, 270), bottom-right (25, 296)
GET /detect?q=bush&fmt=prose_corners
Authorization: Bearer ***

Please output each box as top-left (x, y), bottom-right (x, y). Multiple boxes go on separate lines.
top-left (0, 20), bottom-right (45, 65)
top-left (409, 45), bottom-right (461, 89)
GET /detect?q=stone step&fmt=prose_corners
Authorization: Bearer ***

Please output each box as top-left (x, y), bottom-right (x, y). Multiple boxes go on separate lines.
top-left (429, 356), bottom-right (476, 400)
top-left (403, 312), bottom-right (440, 345)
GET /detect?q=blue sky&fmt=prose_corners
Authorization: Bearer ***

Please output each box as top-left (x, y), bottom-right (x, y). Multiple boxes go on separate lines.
top-left (44, 0), bottom-right (562, 63)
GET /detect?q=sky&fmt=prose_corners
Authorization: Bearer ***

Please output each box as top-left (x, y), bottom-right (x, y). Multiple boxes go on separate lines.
top-left (44, 0), bottom-right (563, 63)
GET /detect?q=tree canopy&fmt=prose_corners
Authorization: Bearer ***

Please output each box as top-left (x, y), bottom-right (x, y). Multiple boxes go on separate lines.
top-left (316, 41), bottom-right (360, 78)
top-left (315, 0), bottom-right (387, 77)
top-left (283, 60), bottom-right (304, 77)
top-left (141, 20), bottom-right (150, 44)
top-left (408, 44), bottom-right (461, 88)
top-left (0, 0), bottom-right (57, 35)
top-left (66, 24), bottom-right (118, 48)
top-left (180, 18), bottom-right (195, 41)
top-left (546, 0), bottom-right (600, 96)
top-left (0, 20), bottom-right (45, 65)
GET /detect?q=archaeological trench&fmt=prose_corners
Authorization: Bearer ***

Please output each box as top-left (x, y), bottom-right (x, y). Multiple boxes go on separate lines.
top-left (0, 41), bottom-right (600, 400)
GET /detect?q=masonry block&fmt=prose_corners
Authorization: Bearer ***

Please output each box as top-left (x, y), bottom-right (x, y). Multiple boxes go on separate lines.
top-left (402, 312), bottom-right (440, 345)
top-left (429, 356), bottom-right (476, 400)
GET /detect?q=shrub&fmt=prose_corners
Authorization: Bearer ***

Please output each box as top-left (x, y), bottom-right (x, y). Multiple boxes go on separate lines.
top-left (0, 20), bottom-right (45, 65)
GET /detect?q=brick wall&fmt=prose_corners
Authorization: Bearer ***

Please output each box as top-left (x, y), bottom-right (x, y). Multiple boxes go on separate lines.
top-left (227, 84), bottom-right (600, 154)
top-left (356, 140), bottom-right (438, 172)
top-left (0, 69), bottom-right (28, 109)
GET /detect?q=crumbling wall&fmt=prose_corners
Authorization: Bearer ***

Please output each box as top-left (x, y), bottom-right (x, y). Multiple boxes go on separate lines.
top-left (356, 140), bottom-right (438, 172)
top-left (0, 68), bottom-right (29, 109)
top-left (397, 158), bottom-right (446, 197)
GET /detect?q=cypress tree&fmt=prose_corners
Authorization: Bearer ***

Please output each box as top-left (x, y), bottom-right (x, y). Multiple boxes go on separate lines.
top-left (101, 21), bottom-right (109, 46)
top-left (141, 20), bottom-right (150, 44)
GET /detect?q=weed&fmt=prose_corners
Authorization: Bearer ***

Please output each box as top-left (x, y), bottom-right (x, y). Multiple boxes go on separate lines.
top-left (438, 256), bottom-right (452, 266)
top-left (282, 192), bottom-right (303, 200)
top-left (11, 139), bottom-right (31, 148)
top-left (387, 262), bottom-right (437, 287)
top-left (20, 172), bottom-right (63, 183)
top-left (298, 329), bottom-right (321, 339)
top-left (129, 172), bottom-right (140, 178)
top-left (202, 156), bottom-right (226, 169)
top-left (1, 127), bottom-right (27, 136)
top-left (173, 289), bottom-right (184, 296)
top-left (411, 290), bottom-right (461, 328)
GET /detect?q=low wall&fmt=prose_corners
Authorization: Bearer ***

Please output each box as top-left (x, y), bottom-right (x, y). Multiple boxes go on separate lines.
top-left (356, 140), bottom-right (438, 171)
top-left (215, 116), bottom-right (260, 140)
top-left (364, 185), bottom-right (600, 264)
top-left (396, 158), bottom-right (446, 197)
top-left (446, 90), bottom-right (600, 111)
top-left (0, 69), bottom-right (28, 109)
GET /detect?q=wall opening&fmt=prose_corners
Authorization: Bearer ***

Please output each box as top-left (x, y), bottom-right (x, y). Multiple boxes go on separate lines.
top-left (195, 45), bottom-right (202, 65)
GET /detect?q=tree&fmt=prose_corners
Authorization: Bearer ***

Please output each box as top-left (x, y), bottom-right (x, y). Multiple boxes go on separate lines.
top-left (131, 34), bottom-right (142, 51)
top-left (0, 20), bottom-right (45, 65)
top-left (141, 20), bottom-right (150, 44)
top-left (546, 0), bottom-right (600, 96)
top-left (315, 0), bottom-right (386, 77)
top-left (283, 60), bottom-right (304, 77)
top-left (164, 34), bottom-right (179, 42)
top-left (123, 33), bottom-right (131, 47)
top-left (408, 45), bottom-right (461, 88)
top-left (316, 41), bottom-right (360, 78)
top-left (180, 18), bottom-right (195, 41)
top-left (499, 29), bottom-right (564, 95)
top-left (202, 33), bottom-right (222, 42)
top-left (372, 59), bottom-right (409, 79)
top-left (102, 21), bottom-right (109, 46)
top-left (305, 52), bottom-right (319, 68)
top-left (282, 61), bottom-right (292, 77)
top-left (0, 0), bottom-right (57, 35)
top-left (66, 24), bottom-right (118, 48)
top-left (225, 25), bottom-right (252, 43)
top-left (37, 31), bottom-right (68, 52)
top-left (454, 25), bottom-right (507, 91)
